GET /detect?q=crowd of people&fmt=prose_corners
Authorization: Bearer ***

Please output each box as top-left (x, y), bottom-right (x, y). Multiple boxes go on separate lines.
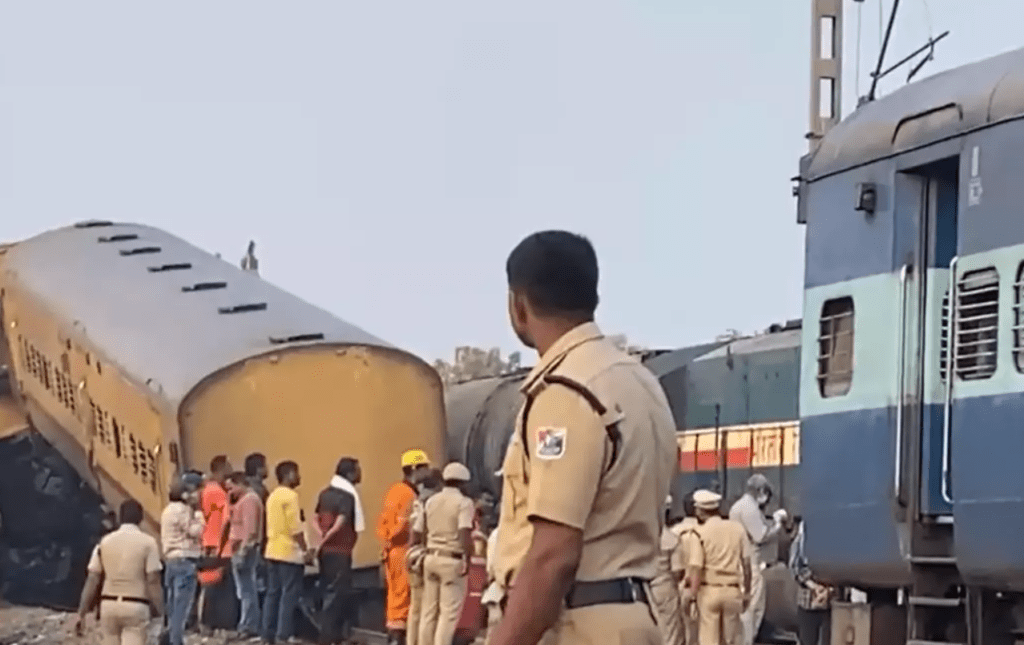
top-left (69, 229), bottom-right (838, 645)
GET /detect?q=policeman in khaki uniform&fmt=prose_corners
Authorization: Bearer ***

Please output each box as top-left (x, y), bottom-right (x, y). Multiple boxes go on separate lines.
top-left (685, 490), bottom-right (751, 645)
top-left (650, 495), bottom-right (685, 645)
top-left (414, 462), bottom-right (475, 645)
top-left (75, 500), bottom-right (165, 645)
top-left (407, 468), bottom-right (443, 645)
top-left (488, 231), bottom-right (678, 645)
top-left (671, 492), bottom-right (702, 644)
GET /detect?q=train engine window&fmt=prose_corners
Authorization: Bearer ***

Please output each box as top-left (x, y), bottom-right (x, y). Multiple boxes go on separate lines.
top-left (956, 268), bottom-right (999, 381)
top-left (817, 296), bottom-right (854, 398)
top-left (1014, 263), bottom-right (1024, 373)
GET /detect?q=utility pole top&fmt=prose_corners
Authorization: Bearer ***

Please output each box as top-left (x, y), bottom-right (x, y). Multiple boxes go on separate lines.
top-left (807, 0), bottom-right (844, 152)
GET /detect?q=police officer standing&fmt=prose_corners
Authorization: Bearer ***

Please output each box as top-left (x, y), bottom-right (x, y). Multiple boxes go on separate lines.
top-left (650, 496), bottom-right (685, 645)
top-left (415, 462), bottom-right (475, 645)
top-left (685, 490), bottom-right (751, 645)
top-left (672, 492), bottom-right (701, 645)
top-left (488, 230), bottom-right (678, 645)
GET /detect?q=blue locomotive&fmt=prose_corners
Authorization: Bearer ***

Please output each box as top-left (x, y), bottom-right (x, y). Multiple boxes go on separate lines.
top-left (794, 41), bottom-right (1024, 645)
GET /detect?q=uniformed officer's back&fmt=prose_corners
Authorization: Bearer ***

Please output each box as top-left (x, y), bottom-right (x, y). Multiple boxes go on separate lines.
top-left (489, 230), bottom-right (676, 645)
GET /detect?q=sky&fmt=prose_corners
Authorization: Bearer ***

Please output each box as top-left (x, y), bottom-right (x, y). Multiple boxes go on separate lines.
top-left (2, 1), bottom-right (1023, 363)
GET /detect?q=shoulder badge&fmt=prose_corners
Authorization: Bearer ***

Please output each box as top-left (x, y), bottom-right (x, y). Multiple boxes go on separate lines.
top-left (536, 427), bottom-right (567, 460)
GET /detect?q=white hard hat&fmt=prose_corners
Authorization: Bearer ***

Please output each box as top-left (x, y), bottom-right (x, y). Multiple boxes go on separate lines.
top-left (442, 462), bottom-right (471, 482)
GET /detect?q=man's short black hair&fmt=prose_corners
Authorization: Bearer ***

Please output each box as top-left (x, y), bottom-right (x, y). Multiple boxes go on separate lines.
top-left (227, 471), bottom-right (249, 486)
top-left (210, 455), bottom-right (230, 474)
top-left (506, 230), bottom-right (599, 316)
top-left (336, 457), bottom-right (359, 479)
top-left (275, 460), bottom-right (299, 483)
top-left (119, 499), bottom-right (144, 525)
top-left (244, 453), bottom-right (266, 477)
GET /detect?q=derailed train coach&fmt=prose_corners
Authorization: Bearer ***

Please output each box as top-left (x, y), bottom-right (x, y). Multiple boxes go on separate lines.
top-left (444, 320), bottom-right (804, 634)
top-left (0, 221), bottom-right (447, 622)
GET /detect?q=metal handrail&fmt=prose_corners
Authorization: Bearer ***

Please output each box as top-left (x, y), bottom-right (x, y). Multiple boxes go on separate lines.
top-left (895, 264), bottom-right (910, 501)
top-left (942, 257), bottom-right (959, 505)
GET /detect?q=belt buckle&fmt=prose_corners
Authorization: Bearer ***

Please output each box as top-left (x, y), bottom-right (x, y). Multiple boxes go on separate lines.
top-left (627, 580), bottom-right (638, 602)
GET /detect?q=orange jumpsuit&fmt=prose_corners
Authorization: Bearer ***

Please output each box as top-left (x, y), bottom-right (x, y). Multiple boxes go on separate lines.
top-left (377, 480), bottom-right (418, 630)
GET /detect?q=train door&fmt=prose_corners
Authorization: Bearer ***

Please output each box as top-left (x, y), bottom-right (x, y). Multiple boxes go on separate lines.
top-left (897, 157), bottom-right (959, 518)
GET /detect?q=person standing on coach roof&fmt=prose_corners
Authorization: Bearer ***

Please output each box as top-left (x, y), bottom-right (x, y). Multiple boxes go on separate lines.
top-left (488, 230), bottom-right (678, 645)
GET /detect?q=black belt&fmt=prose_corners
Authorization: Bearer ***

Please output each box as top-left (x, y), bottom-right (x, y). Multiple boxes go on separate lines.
top-left (565, 577), bottom-right (649, 610)
top-left (100, 595), bottom-right (150, 605)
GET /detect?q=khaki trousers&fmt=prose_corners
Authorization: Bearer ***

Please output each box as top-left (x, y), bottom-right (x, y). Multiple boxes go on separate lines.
top-left (678, 582), bottom-right (698, 645)
top-left (408, 569), bottom-right (425, 645)
top-left (99, 600), bottom-right (150, 645)
top-left (418, 554), bottom-right (468, 645)
top-left (739, 565), bottom-right (765, 645)
top-left (697, 586), bottom-right (743, 645)
top-left (650, 572), bottom-right (685, 645)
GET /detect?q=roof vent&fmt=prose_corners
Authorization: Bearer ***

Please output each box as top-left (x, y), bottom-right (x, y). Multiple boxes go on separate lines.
top-left (74, 220), bottom-right (114, 229)
top-left (148, 263), bottom-right (193, 273)
top-left (98, 234), bottom-right (139, 243)
top-left (119, 246), bottom-right (162, 256)
top-left (269, 333), bottom-right (325, 344)
top-left (182, 281), bottom-right (227, 293)
top-left (218, 302), bottom-right (267, 315)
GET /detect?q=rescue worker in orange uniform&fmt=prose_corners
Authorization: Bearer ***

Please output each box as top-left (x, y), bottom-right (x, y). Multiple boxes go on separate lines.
top-left (377, 449), bottom-right (431, 645)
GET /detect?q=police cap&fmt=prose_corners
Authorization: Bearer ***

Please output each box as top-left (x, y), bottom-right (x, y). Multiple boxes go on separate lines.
top-left (442, 462), bottom-right (471, 482)
top-left (693, 489), bottom-right (722, 511)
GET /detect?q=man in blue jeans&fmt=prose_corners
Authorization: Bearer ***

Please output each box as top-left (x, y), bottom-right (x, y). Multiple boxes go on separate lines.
top-left (160, 478), bottom-right (205, 645)
top-left (263, 460), bottom-right (313, 643)
top-left (227, 472), bottom-right (265, 639)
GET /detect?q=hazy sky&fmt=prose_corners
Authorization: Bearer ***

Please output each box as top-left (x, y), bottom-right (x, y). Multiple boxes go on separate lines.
top-left (2, 1), bottom-right (1023, 363)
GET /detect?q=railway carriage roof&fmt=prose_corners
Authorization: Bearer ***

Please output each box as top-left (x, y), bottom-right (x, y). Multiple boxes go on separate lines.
top-left (3, 222), bottom-right (398, 408)
top-left (808, 45), bottom-right (1024, 179)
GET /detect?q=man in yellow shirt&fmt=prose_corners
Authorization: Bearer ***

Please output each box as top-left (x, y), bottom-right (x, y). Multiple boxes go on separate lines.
top-left (262, 460), bottom-right (312, 643)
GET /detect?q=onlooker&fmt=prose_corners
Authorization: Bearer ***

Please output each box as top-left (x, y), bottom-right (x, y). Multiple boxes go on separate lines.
top-left (161, 479), bottom-right (205, 645)
top-left (75, 499), bottom-right (165, 644)
top-left (789, 519), bottom-right (833, 645)
top-left (314, 457), bottom-right (364, 645)
top-left (227, 471), bottom-right (264, 639)
top-left (199, 456), bottom-right (236, 632)
top-left (245, 453), bottom-right (270, 503)
top-left (263, 460), bottom-right (313, 644)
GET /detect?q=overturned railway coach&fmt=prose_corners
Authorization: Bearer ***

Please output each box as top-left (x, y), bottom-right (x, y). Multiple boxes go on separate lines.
top-left (0, 221), bottom-right (447, 579)
top-left (794, 42), bottom-right (1024, 644)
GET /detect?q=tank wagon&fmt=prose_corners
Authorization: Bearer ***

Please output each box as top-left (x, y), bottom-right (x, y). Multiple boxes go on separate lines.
top-left (0, 221), bottom-right (447, 581)
top-left (793, 42), bottom-right (1024, 645)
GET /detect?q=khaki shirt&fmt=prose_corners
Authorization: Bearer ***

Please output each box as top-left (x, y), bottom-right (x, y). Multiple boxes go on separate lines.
top-left (671, 517), bottom-right (699, 576)
top-left (87, 524), bottom-right (162, 598)
top-left (688, 516), bottom-right (751, 588)
top-left (414, 486), bottom-right (474, 554)
top-left (494, 322), bottom-right (677, 588)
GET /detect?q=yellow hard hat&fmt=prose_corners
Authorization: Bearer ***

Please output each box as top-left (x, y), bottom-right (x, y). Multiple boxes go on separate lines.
top-left (401, 449), bottom-right (430, 468)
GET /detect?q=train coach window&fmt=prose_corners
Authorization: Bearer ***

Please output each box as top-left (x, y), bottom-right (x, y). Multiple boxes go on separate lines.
top-left (1014, 263), bottom-right (1024, 373)
top-left (818, 296), bottom-right (854, 398)
top-left (956, 268), bottom-right (999, 381)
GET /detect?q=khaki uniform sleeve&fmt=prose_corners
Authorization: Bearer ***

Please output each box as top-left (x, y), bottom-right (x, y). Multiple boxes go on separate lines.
top-left (670, 536), bottom-right (688, 574)
top-left (145, 538), bottom-right (163, 574)
top-left (688, 531), bottom-right (705, 569)
top-left (457, 497), bottom-right (474, 530)
top-left (87, 544), bottom-right (102, 574)
top-left (524, 387), bottom-right (607, 531)
top-left (411, 501), bottom-right (425, 534)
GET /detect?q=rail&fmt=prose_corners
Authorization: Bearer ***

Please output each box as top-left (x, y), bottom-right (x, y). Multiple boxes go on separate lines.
top-left (941, 256), bottom-right (959, 505)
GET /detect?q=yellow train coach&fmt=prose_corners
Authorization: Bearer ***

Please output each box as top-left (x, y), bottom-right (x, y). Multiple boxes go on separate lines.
top-left (0, 221), bottom-right (446, 570)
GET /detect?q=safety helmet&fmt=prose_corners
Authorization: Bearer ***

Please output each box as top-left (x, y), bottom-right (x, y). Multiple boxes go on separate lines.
top-left (401, 449), bottom-right (430, 468)
top-left (442, 462), bottom-right (471, 482)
